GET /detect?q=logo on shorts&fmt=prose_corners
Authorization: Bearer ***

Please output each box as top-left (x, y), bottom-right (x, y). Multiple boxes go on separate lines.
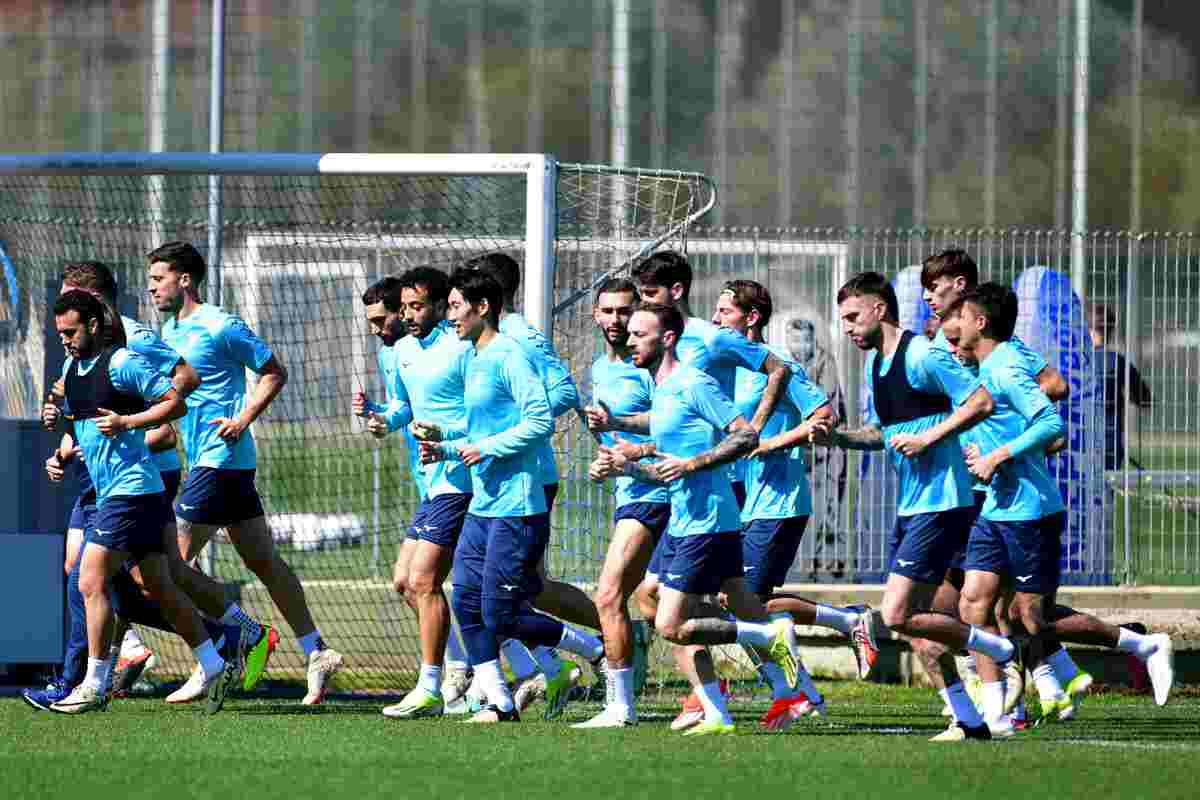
top-left (500, 584), bottom-right (517, 592)
top-left (897, 559), bottom-right (915, 568)
top-left (179, 503), bottom-right (195, 511)
top-left (95, 528), bottom-right (111, 536)
top-left (1016, 574), bottom-right (1032, 583)
top-left (744, 566), bottom-right (756, 572)
top-left (667, 573), bottom-right (682, 581)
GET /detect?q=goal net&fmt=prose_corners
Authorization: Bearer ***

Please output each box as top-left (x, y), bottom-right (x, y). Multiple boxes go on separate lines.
top-left (0, 152), bottom-right (714, 693)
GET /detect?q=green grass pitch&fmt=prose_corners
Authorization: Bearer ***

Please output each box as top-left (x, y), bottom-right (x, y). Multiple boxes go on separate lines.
top-left (5, 683), bottom-right (1197, 800)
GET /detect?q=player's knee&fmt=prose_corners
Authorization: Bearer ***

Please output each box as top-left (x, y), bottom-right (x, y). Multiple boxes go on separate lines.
top-left (594, 576), bottom-right (624, 616)
top-left (879, 595), bottom-right (910, 630)
top-left (77, 571), bottom-right (106, 600)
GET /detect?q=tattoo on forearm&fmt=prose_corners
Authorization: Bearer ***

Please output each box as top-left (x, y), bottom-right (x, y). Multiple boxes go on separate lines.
top-left (835, 425), bottom-right (884, 451)
top-left (611, 412), bottom-right (651, 434)
top-left (750, 367), bottom-right (789, 429)
top-left (623, 460), bottom-right (671, 486)
top-left (692, 427), bottom-right (759, 472)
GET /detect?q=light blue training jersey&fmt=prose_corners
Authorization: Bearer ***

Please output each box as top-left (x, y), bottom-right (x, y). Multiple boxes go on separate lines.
top-left (121, 315), bottom-right (183, 474)
top-left (440, 333), bottom-right (553, 517)
top-left (865, 334), bottom-right (980, 516)
top-left (500, 312), bottom-right (580, 488)
top-left (161, 304), bottom-right (274, 470)
top-left (734, 350), bottom-right (830, 522)
top-left (367, 342), bottom-right (424, 499)
top-left (69, 349), bottom-right (171, 504)
top-left (676, 317), bottom-right (769, 401)
top-left (391, 321), bottom-right (474, 498)
top-left (972, 341), bottom-right (1066, 521)
top-left (650, 364), bottom-right (743, 538)
top-left (590, 353), bottom-right (670, 508)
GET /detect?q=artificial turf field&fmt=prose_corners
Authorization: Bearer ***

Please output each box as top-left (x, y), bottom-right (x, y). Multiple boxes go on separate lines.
top-left (5, 683), bottom-right (1197, 800)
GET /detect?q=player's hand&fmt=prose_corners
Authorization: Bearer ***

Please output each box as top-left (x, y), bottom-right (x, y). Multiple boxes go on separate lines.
top-left (95, 407), bottom-right (129, 438)
top-left (808, 417), bottom-right (836, 447)
top-left (459, 445), bottom-right (484, 466)
top-left (890, 432), bottom-right (931, 458)
top-left (42, 393), bottom-right (62, 430)
top-left (964, 445), bottom-right (998, 483)
top-left (411, 420), bottom-right (443, 442)
top-left (587, 456), bottom-right (612, 482)
top-left (584, 401), bottom-right (612, 432)
top-left (593, 445), bottom-right (628, 479)
top-left (352, 391), bottom-right (369, 418)
top-left (419, 439), bottom-right (445, 465)
top-left (365, 412), bottom-right (389, 439)
top-left (207, 416), bottom-right (246, 442)
top-left (45, 450), bottom-right (66, 482)
top-left (609, 435), bottom-right (645, 462)
top-left (655, 455), bottom-right (691, 483)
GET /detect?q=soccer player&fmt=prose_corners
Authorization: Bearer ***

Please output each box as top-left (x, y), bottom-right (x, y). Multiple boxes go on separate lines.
top-left (811, 272), bottom-right (1015, 742)
top-left (45, 290), bottom-right (235, 714)
top-left (713, 279), bottom-right (876, 729)
top-left (466, 253), bottom-right (601, 710)
top-left (572, 278), bottom-right (668, 729)
top-left (353, 269), bottom-right (476, 719)
top-left (147, 241), bottom-right (343, 705)
top-left (416, 268), bottom-right (603, 723)
top-left (590, 302), bottom-right (802, 737)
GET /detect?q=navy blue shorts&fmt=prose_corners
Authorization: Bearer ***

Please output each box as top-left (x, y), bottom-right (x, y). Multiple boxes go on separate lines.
top-left (69, 491), bottom-right (97, 532)
top-left (160, 468), bottom-right (182, 503)
top-left (964, 512), bottom-right (1066, 595)
top-left (646, 524), bottom-right (669, 577)
top-left (175, 467), bottom-right (265, 526)
top-left (544, 483), bottom-right (559, 511)
top-left (613, 501), bottom-right (672, 539)
top-left (659, 531), bottom-right (743, 596)
top-left (948, 492), bottom-right (987, 573)
top-left (887, 506), bottom-right (974, 585)
top-left (732, 481), bottom-right (746, 510)
top-left (407, 492), bottom-right (472, 547)
top-left (453, 513), bottom-right (550, 603)
top-left (741, 516), bottom-right (809, 595)
top-left (89, 493), bottom-right (170, 560)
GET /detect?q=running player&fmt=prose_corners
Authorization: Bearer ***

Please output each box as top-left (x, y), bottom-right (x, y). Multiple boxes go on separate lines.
top-left (811, 272), bottom-right (1015, 742)
top-left (45, 290), bottom-right (235, 714)
top-left (713, 279), bottom-right (873, 729)
top-left (354, 269), bottom-right (476, 719)
top-left (591, 301), bottom-right (804, 736)
top-left (416, 268), bottom-right (603, 723)
top-left (573, 278), bottom-right (668, 729)
top-left (147, 241), bottom-right (342, 705)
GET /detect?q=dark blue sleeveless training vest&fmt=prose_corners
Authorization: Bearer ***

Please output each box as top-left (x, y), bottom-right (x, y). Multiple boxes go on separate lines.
top-left (64, 347), bottom-right (146, 421)
top-left (871, 330), bottom-right (951, 426)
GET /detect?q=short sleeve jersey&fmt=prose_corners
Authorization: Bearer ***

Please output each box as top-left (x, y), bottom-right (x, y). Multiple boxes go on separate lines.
top-left (590, 354), bottom-right (670, 508)
top-left (161, 304), bottom-right (273, 470)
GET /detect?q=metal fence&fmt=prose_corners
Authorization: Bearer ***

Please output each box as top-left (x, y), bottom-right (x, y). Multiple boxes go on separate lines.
top-left (551, 227), bottom-right (1200, 586)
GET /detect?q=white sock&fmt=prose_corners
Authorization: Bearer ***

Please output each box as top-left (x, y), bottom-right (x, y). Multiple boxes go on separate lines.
top-left (417, 663), bottom-right (442, 695)
top-left (610, 665), bottom-right (635, 712)
top-left (981, 680), bottom-right (1006, 721)
top-left (734, 619), bottom-right (776, 648)
top-left (83, 657), bottom-right (106, 690)
top-left (531, 646), bottom-right (563, 679)
top-left (219, 603), bottom-right (264, 642)
top-left (558, 625), bottom-right (604, 661)
top-left (1117, 627), bottom-right (1158, 660)
top-left (1047, 648), bottom-right (1080, 683)
top-left (940, 682), bottom-right (984, 727)
top-left (1032, 663), bottom-right (1065, 702)
top-left (695, 680), bottom-right (732, 725)
top-left (192, 639), bottom-right (225, 678)
top-left (298, 630), bottom-right (324, 658)
top-left (814, 604), bottom-right (858, 635)
top-left (500, 639), bottom-right (539, 680)
top-left (759, 661), bottom-right (798, 701)
top-left (444, 623), bottom-right (470, 672)
top-left (966, 626), bottom-right (1014, 662)
top-left (474, 659), bottom-right (514, 712)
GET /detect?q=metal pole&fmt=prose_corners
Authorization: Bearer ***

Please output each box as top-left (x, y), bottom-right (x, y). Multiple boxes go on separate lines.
top-left (778, 0), bottom-right (794, 227)
top-left (1130, 0), bottom-right (1143, 232)
top-left (468, 0), bottom-right (487, 152)
top-left (208, 0), bottom-right (225, 305)
top-left (1071, 0), bottom-right (1089, 301)
top-left (148, 0), bottom-right (170, 248)
top-left (1123, 235), bottom-right (1139, 583)
top-left (651, 0), bottom-right (667, 168)
top-left (528, 0), bottom-right (545, 152)
top-left (913, 0), bottom-right (928, 228)
top-left (1055, 0), bottom-right (1070, 231)
top-left (985, 0), bottom-right (998, 228)
top-left (411, 0), bottom-right (429, 151)
top-left (846, 0), bottom-right (862, 230)
top-left (611, 0), bottom-right (629, 239)
top-left (354, 0), bottom-right (375, 153)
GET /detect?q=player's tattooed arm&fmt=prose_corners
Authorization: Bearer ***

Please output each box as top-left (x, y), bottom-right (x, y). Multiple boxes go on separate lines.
top-left (585, 400), bottom-right (651, 435)
top-left (810, 416), bottom-right (884, 451)
top-left (663, 417), bottom-right (758, 480)
top-left (748, 352), bottom-right (792, 432)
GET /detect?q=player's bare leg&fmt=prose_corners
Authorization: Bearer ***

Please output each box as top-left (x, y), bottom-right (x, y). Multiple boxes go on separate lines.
top-left (383, 539), bottom-right (455, 719)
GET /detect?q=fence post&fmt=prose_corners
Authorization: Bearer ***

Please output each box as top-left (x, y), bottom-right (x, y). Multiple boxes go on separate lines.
top-left (1122, 234), bottom-right (1140, 585)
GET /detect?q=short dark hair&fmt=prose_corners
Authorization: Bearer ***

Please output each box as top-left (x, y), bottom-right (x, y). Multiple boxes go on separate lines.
top-left (631, 250), bottom-right (693, 298)
top-left (920, 248), bottom-right (978, 291)
top-left (448, 267), bottom-right (503, 327)
top-left (594, 276), bottom-right (639, 303)
top-left (361, 276), bottom-right (404, 312)
top-left (634, 301), bottom-right (685, 340)
top-left (399, 266), bottom-right (451, 307)
top-left (61, 261), bottom-right (118, 304)
top-left (53, 289), bottom-right (126, 348)
top-left (944, 282), bottom-right (1018, 341)
top-left (464, 253), bottom-right (521, 304)
top-left (147, 241), bottom-right (207, 287)
top-left (836, 272), bottom-right (899, 323)
top-left (721, 279), bottom-right (773, 329)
